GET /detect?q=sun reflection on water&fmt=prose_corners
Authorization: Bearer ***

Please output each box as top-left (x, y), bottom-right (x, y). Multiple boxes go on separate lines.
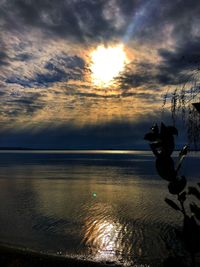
top-left (81, 203), bottom-right (131, 263)
top-left (83, 219), bottom-right (122, 261)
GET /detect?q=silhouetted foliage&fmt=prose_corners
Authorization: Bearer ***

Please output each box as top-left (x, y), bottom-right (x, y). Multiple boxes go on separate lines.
top-left (145, 122), bottom-right (200, 267)
top-left (162, 70), bottom-right (200, 149)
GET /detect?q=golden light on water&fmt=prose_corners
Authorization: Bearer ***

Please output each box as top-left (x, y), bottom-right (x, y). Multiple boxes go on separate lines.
top-left (90, 44), bottom-right (127, 87)
top-left (82, 203), bottom-right (131, 263)
top-left (83, 217), bottom-right (122, 261)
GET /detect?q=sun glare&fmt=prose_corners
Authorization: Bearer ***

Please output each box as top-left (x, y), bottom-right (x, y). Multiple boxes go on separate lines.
top-left (90, 44), bottom-right (127, 87)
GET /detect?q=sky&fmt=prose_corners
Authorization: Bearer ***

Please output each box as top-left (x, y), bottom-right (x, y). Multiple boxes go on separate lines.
top-left (0, 0), bottom-right (200, 149)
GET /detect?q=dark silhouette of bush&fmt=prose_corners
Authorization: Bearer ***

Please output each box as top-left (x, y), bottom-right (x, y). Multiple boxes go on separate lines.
top-left (145, 122), bottom-right (200, 267)
top-left (162, 69), bottom-right (200, 149)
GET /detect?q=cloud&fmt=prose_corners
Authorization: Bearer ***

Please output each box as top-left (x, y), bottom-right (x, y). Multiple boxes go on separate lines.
top-left (1, 0), bottom-right (200, 149)
top-left (5, 53), bottom-right (86, 87)
top-left (0, 114), bottom-right (166, 149)
top-left (158, 37), bottom-right (200, 83)
top-left (116, 62), bottom-right (158, 89)
top-left (0, 109), bottom-right (188, 149)
top-left (14, 53), bottom-right (34, 62)
top-left (1, 91), bottom-right (45, 119)
top-left (116, 35), bottom-right (200, 90)
top-left (0, 0), bottom-right (125, 43)
top-left (0, 51), bottom-right (8, 66)
top-left (1, 0), bottom-right (200, 46)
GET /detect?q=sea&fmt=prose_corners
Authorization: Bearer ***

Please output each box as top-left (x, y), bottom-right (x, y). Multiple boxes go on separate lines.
top-left (0, 150), bottom-right (199, 266)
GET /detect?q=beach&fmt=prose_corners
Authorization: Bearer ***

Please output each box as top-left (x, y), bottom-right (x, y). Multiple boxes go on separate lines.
top-left (0, 244), bottom-right (124, 267)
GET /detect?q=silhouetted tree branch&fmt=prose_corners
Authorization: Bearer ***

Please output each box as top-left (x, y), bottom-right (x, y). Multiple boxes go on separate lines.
top-left (145, 122), bottom-right (200, 267)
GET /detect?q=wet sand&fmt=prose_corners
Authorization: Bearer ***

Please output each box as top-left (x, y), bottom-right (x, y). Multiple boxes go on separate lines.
top-left (0, 243), bottom-right (198, 267)
top-left (0, 245), bottom-right (122, 267)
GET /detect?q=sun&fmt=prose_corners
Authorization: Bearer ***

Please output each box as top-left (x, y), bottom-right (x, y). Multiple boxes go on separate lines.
top-left (90, 44), bottom-right (127, 87)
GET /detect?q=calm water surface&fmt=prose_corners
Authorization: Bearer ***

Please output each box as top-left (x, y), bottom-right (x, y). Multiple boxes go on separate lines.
top-left (0, 150), bottom-right (199, 266)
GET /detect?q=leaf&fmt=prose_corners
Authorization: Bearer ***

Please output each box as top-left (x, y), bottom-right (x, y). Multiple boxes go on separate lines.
top-left (168, 176), bottom-right (187, 195)
top-left (183, 215), bottom-right (200, 253)
top-left (160, 122), bottom-right (167, 137)
top-left (156, 156), bottom-right (176, 181)
top-left (151, 124), bottom-right (159, 135)
top-left (144, 132), bottom-right (157, 142)
top-left (161, 137), bottom-right (175, 156)
top-left (178, 191), bottom-right (187, 202)
top-left (160, 124), bottom-right (176, 156)
top-left (190, 203), bottom-right (200, 221)
top-left (188, 186), bottom-right (200, 200)
top-left (165, 198), bottom-right (181, 211)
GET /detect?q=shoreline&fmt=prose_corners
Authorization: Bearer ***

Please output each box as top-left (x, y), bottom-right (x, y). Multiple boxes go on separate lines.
top-left (0, 244), bottom-right (123, 267)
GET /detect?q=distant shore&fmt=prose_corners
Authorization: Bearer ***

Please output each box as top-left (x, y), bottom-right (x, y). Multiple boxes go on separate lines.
top-left (0, 147), bottom-right (147, 151)
top-left (0, 147), bottom-right (198, 152)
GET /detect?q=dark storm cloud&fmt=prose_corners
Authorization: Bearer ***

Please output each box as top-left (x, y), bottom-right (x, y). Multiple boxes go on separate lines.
top-left (6, 54), bottom-right (86, 87)
top-left (14, 53), bottom-right (33, 62)
top-left (158, 38), bottom-right (200, 79)
top-left (0, 51), bottom-right (8, 66)
top-left (5, 93), bottom-right (45, 116)
top-left (118, 35), bottom-right (200, 90)
top-left (1, 0), bottom-right (200, 44)
top-left (0, 0), bottom-right (186, 43)
top-left (0, 110), bottom-right (187, 149)
top-left (6, 77), bottom-right (32, 88)
top-left (123, 0), bottom-right (200, 44)
top-left (0, 90), bottom-right (5, 96)
top-left (0, 0), bottom-right (156, 42)
top-left (164, 0), bottom-right (200, 43)
top-left (0, 0), bottom-right (124, 42)
top-left (117, 62), bottom-right (157, 89)
top-left (0, 116), bottom-right (158, 149)
top-left (2, 0), bottom-right (200, 82)
top-left (44, 54), bottom-right (86, 76)
top-left (143, 37), bottom-right (200, 86)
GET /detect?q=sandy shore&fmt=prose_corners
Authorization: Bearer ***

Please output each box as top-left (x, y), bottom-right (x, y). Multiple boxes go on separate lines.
top-left (0, 244), bottom-right (122, 267)
top-left (0, 243), bottom-right (197, 267)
